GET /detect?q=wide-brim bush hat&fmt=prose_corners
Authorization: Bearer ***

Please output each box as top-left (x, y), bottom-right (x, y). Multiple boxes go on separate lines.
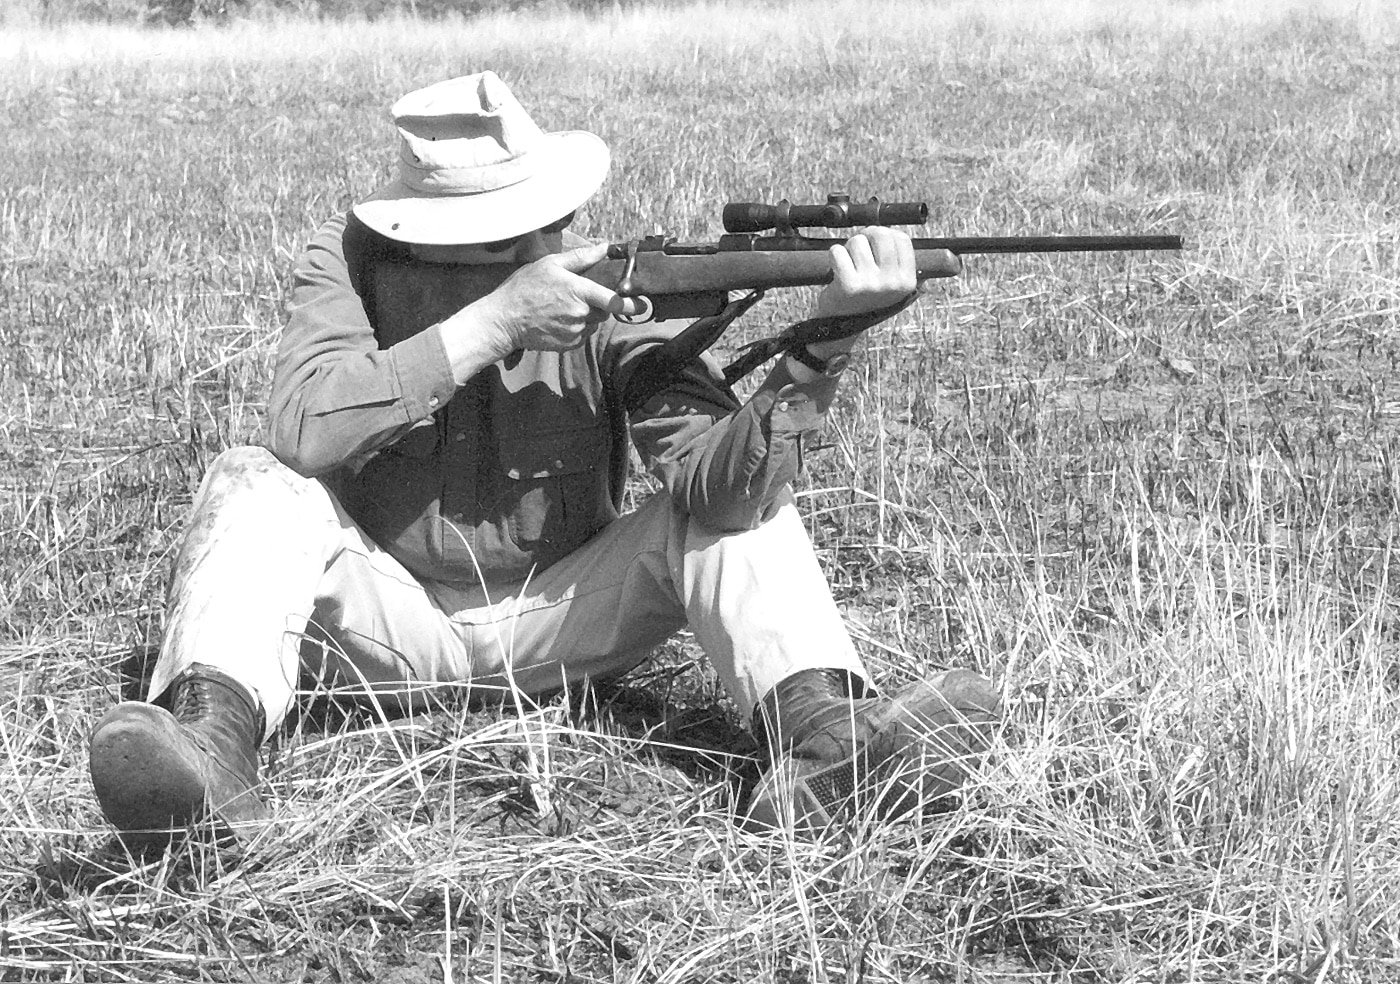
top-left (353, 71), bottom-right (610, 245)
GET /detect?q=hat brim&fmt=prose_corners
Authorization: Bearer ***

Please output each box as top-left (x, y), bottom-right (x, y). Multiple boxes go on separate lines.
top-left (352, 131), bottom-right (610, 245)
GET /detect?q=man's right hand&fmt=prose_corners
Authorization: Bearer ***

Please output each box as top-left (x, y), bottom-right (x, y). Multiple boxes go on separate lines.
top-left (468, 243), bottom-right (646, 355)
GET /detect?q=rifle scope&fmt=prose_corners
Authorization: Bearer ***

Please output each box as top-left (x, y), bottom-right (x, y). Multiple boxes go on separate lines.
top-left (723, 194), bottom-right (928, 234)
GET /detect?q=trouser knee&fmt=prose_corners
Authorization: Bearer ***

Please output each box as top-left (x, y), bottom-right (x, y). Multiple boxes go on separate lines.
top-left (185, 447), bottom-right (332, 533)
top-left (172, 447), bottom-right (335, 591)
top-left (198, 446), bottom-right (302, 497)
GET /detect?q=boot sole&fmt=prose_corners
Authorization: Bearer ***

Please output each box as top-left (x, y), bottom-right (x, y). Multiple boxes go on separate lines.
top-left (89, 704), bottom-right (250, 847)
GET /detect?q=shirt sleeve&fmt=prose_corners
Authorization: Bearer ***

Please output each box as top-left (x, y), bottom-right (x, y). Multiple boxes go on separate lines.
top-left (267, 213), bottom-right (457, 477)
top-left (603, 319), bottom-right (842, 532)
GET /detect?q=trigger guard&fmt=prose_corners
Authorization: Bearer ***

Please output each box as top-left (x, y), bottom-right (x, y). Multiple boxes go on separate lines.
top-left (616, 296), bottom-right (654, 325)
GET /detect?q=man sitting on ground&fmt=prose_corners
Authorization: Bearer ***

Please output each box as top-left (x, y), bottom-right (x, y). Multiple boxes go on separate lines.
top-left (88, 71), bottom-right (1000, 843)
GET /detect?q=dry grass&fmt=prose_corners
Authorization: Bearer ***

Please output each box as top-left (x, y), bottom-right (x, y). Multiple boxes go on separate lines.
top-left (3, 0), bottom-right (1400, 981)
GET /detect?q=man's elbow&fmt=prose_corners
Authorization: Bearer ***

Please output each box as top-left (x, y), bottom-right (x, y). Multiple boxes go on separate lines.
top-left (266, 416), bottom-right (334, 478)
top-left (683, 488), bottom-right (768, 535)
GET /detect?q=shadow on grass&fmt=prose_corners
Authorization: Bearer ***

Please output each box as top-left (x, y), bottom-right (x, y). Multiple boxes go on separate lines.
top-left (117, 638), bottom-right (761, 835)
top-left (29, 824), bottom-right (254, 903)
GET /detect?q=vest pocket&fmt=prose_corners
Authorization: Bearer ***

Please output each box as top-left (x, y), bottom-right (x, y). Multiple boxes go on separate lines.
top-left (497, 424), bottom-right (612, 557)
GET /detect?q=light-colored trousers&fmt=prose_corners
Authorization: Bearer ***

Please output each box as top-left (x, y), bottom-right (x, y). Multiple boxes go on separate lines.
top-left (147, 447), bottom-right (869, 739)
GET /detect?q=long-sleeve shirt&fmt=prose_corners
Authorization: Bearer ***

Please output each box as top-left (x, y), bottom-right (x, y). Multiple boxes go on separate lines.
top-left (267, 213), bottom-right (842, 585)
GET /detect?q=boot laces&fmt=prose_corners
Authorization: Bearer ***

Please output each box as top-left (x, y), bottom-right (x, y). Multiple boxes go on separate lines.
top-left (171, 675), bottom-right (217, 724)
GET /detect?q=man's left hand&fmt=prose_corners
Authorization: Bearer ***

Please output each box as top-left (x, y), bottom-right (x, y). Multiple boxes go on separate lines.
top-left (814, 227), bottom-right (917, 320)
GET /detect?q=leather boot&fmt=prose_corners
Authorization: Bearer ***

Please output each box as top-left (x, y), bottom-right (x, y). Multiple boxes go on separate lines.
top-left (745, 667), bottom-right (1000, 832)
top-left (89, 664), bottom-right (268, 848)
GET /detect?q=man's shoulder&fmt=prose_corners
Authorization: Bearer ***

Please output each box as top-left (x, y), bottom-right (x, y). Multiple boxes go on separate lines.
top-left (293, 212), bottom-right (416, 296)
top-left (301, 212), bottom-right (412, 263)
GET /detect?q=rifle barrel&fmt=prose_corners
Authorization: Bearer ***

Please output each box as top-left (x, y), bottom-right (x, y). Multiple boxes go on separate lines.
top-left (914, 234), bottom-right (1183, 254)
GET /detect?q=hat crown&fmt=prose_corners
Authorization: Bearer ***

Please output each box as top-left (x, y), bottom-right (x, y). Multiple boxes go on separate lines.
top-left (352, 70), bottom-right (611, 245)
top-left (391, 72), bottom-right (546, 195)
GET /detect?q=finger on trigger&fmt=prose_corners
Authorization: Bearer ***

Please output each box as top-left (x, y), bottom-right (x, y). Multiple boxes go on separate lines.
top-left (609, 294), bottom-right (647, 318)
top-left (574, 277), bottom-right (622, 313)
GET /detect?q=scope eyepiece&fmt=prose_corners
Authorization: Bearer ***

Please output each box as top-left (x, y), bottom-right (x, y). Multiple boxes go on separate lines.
top-left (722, 195), bottom-right (928, 234)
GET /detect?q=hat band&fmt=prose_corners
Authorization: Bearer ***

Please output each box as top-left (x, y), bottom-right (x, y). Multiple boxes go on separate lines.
top-left (400, 147), bottom-right (538, 196)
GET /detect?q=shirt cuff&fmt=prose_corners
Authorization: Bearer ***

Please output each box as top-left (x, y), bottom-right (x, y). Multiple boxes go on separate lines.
top-left (389, 324), bottom-right (457, 423)
top-left (748, 359), bottom-right (841, 434)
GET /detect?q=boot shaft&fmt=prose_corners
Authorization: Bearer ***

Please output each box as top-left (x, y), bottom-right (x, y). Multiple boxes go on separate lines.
top-left (745, 667), bottom-right (1002, 832)
top-left (163, 665), bottom-right (265, 780)
top-left (753, 668), bottom-right (879, 761)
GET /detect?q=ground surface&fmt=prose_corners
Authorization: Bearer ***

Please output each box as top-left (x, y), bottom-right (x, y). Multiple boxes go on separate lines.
top-left (3, 1), bottom-right (1400, 981)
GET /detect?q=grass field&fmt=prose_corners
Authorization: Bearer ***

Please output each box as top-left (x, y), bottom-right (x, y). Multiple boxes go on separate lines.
top-left (3, 0), bottom-right (1400, 980)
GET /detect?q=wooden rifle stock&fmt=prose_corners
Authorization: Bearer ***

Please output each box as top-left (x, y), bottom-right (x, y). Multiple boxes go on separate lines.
top-left (582, 233), bottom-right (1183, 322)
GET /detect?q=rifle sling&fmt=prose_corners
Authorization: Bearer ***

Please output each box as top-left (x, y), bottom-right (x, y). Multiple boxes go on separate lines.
top-left (621, 290), bottom-right (765, 413)
top-left (621, 291), bottom-right (916, 414)
top-left (721, 292), bottom-right (918, 387)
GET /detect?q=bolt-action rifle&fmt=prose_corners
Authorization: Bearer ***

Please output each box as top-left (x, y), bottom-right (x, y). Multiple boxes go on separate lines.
top-left (581, 194), bottom-right (1182, 412)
